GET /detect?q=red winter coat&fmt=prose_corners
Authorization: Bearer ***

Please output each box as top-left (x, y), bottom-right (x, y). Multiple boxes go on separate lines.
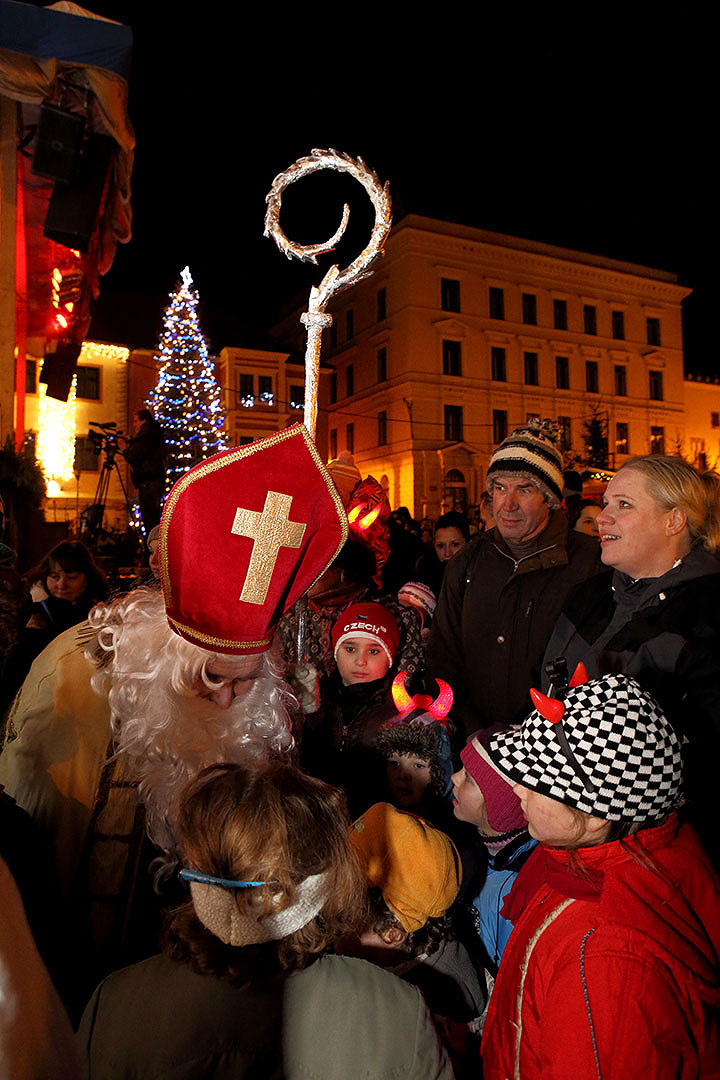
top-left (482, 816), bottom-right (720, 1080)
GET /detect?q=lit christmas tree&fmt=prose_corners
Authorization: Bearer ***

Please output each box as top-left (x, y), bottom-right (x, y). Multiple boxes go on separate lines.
top-left (148, 266), bottom-right (227, 496)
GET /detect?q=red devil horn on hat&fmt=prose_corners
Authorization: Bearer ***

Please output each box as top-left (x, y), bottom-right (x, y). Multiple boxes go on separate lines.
top-left (569, 661), bottom-right (588, 687)
top-left (392, 672), bottom-right (453, 727)
top-left (431, 679), bottom-right (453, 721)
top-left (530, 687), bottom-right (565, 724)
top-left (391, 671), bottom-right (412, 712)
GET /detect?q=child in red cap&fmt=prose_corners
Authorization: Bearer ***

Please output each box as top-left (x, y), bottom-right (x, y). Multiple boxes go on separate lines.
top-left (300, 603), bottom-right (401, 816)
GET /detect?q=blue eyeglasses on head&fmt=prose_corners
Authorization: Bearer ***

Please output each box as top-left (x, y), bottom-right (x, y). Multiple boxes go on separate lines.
top-left (179, 868), bottom-right (275, 889)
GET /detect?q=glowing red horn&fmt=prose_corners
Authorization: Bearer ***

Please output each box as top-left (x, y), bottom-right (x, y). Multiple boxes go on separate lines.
top-left (569, 662), bottom-right (588, 688)
top-left (391, 671), bottom-right (413, 713)
top-left (530, 687), bottom-right (565, 724)
top-left (429, 678), bottom-right (454, 721)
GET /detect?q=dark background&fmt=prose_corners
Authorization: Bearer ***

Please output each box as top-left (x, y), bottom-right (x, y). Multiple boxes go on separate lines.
top-left (32, 5), bottom-right (712, 373)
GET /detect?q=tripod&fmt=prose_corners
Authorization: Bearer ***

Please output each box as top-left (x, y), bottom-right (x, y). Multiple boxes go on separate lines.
top-left (83, 442), bottom-right (133, 549)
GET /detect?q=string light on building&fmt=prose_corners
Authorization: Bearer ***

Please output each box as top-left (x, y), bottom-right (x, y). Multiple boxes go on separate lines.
top-left (36, 373), bottom-right (77, 490)
top-left (148, 266), bottom-right (228, 495)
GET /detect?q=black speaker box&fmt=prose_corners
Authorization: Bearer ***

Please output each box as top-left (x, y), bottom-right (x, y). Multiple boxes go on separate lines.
top-left (42, 343), bottom-right (82, 402)
top-left (44, 135), bottom-right (114, 253)
top-left (31, 103), bottom-right (86, 184)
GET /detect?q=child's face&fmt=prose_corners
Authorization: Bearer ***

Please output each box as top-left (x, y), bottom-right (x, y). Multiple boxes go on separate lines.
top-left (386, 752), bottom-right (432, 808)
top-left (451, 766), bottom-right (493, 831)
top-left (336, 637), bottom-right (390, 686)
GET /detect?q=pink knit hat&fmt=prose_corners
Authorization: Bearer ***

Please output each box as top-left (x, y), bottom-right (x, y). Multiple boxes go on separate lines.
top-left (460, 729), bottom-right (526, 833)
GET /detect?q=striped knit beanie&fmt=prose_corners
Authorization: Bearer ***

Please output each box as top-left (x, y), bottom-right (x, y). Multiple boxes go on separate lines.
top-left (487, 420), bottom-right (563, 505)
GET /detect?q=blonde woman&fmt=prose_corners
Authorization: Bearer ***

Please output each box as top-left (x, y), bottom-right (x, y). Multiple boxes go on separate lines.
top-left (545, 455), bottom-right (720, 864)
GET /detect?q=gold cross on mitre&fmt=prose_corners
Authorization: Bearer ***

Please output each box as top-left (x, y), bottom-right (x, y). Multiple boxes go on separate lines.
top-left (231, 491), bottom-right (307, 605)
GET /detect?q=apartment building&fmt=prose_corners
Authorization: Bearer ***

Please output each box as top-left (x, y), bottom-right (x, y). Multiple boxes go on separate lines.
top-left (318, 216), bottom-right (691, 518)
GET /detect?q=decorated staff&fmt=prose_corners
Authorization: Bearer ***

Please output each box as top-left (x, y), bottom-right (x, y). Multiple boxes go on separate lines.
top-left (264, 148), bottom-right (392, 663)
top-left (264, 148), bottom-right (392, 440)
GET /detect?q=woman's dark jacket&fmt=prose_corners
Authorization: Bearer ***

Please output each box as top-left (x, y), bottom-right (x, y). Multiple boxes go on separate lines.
top-left (544, 544), bottom-right (720, 864)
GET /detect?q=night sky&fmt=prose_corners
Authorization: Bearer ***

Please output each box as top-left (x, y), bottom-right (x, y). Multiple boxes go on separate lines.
top-left (40, 5), bottom-right (712, 374)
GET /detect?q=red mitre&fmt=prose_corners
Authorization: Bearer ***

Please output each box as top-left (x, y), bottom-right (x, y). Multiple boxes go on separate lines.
top-left (159, 425), bottom-right (348, 654)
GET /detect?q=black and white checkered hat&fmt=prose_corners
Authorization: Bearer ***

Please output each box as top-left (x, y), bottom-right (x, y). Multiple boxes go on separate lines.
top-left (488, 675), bottom-right (682, 821)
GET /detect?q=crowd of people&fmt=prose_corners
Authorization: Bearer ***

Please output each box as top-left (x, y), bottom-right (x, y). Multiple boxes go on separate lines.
top-left (1, 418), bottom-right (719, 1078)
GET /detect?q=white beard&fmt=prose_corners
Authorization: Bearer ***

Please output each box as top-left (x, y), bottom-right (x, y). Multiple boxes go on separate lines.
top-left (112, 670), bottom-right (293, 863)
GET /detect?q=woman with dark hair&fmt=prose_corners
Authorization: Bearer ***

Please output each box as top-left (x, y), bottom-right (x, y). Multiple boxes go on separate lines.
top-left (481, 670), bottom-right (720, 1079)
top-left (416, 511), bottom-right (471, 597)
top-left (1, 540), bottom-right (107, 709)
top-left (78, 761), bottom-right (453, 1079)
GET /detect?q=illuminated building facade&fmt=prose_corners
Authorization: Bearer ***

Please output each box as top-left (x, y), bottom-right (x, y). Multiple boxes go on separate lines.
top-left (315, 216), bottom-right (692, 518)
top-left (216, 346), bottom-right (330, 450)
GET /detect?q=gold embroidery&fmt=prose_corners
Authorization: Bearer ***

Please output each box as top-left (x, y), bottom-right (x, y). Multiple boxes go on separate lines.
top-left (232, 491), bottom-right (306, 605)
top-left (167, 615), bottom-right (271, 650)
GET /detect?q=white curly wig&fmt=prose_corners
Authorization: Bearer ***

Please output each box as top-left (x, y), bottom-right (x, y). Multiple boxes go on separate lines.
top-left (86, 587), bottom-right (295, 861)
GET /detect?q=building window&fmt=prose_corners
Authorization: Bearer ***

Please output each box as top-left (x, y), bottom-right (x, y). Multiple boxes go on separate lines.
top-left (377, 287), bottom-right (387, 322)
top-left (443, 340), bottom-right (462, 377)
top-left (377, 347), bottom-right (387, 383)
top-left (330, 428), bottom-right (337, 459)
top-left (611, 310), bottom-right (625, 340)
top-left (76, 365), bottom-right (100, 400)
top-left (646, 317), bottom-right (661, 346)
top-left (558, 416), bottom-right (572, 451)
top-left (649, 370), bottom-right (664, 401)
top-left (74, 435), bottom-right (99, 472)
top-left (289, 384), bottom-right (305, 410)
top-left (258, 375), bottom-right (274, 405)
top-left (650, 426), bottom-right (665, 455)
top-left (489, 286), bottom-right (505, 320)
top-left (346, 364), bottom-right (354, 397)
top-left (556, 356), bottom-right (570, 390)
top-left (524, 351), bottom-right (539, 385)
top-left (586, 361), bottom-right (599, 394)
top-left (444, 405), bottom-right (463, 442)
top-left (553, 299), bottom-right (568, 331)
top-left (441, 278), bottom-right (461, 313)
top-left (492, 409), bottom-right (508, 444)
top-left (238, 373), bottom-right (253, 404)
top-left (616, 422), bottom-right (629, 456)
top-left (491, 346), bottom-right (507, 382)
top-left (522, 293), bottom-right (537, 325)
top-left (711, 412), bottom-right (720, 429)
top-left (583, 305), bottom-right (597, 335)
top-left (614, 365), bottom-right (627, 396)
top-left (378, 411), bottom-right (387, 446)
top-left (329, 371), bottom-right (337, 403)
top-left (26, 359), bottom-right (37, 394)
top-left (346, 423), bottom-right (354, 453)
top-left (346, 309), bottom-right (354, 340)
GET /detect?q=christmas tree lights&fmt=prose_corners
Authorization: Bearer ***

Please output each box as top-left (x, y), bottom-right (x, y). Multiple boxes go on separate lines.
top-left (148, 267), bottom-right (227, 496)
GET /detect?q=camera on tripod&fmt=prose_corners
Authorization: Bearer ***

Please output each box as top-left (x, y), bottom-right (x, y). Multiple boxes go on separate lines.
top-left (88, 421), bottom-right (125, 461)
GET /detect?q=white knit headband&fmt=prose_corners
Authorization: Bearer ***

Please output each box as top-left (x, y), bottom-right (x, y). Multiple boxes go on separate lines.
top-left (189, 872), bottom-right (329, 946)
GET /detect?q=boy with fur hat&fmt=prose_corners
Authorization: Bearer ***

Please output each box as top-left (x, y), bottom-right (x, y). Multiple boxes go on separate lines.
top-left (340, 802), bottom-right (486, 1035)
top-left (375, 674), bottom-right (457, 834)
top-left (300, 602), bottom-right (401, 815)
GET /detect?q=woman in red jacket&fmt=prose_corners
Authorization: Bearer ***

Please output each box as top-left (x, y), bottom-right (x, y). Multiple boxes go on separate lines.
top-left (481, 668), bottom-right (720, 1080)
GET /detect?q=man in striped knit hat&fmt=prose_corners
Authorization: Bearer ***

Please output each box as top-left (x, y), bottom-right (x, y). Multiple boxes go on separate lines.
top-left (428, 420), bottom-right (600, 737)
